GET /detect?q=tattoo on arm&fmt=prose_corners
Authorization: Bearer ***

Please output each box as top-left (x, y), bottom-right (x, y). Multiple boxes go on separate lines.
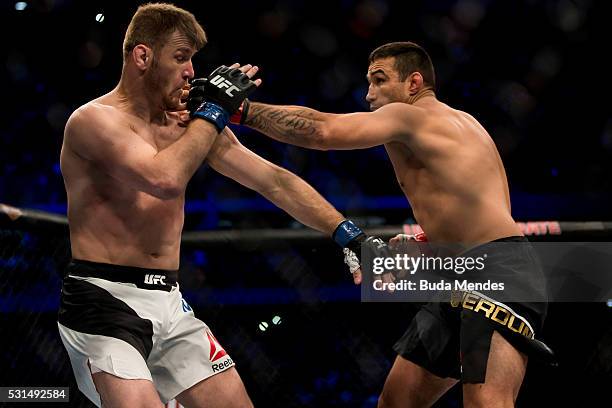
top-left (244, 104), bottom-right (319, 145)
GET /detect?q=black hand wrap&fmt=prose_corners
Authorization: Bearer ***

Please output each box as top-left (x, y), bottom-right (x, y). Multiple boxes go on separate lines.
top-left (188, 65), bottom-right (257, 132)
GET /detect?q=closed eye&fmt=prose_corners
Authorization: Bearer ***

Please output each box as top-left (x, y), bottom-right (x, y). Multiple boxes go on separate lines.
top-left (175, 51), bottom-right (194, 63)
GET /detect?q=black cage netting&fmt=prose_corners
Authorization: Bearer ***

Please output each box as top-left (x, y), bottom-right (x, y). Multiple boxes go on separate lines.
top-left (1, 207), bottom-right (611, 407)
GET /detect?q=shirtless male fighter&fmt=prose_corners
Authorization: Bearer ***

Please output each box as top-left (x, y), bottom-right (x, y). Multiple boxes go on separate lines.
top-left (58, 4), bottom-right (367, 407)
top-left (232, 41), bottom-right (553, 407)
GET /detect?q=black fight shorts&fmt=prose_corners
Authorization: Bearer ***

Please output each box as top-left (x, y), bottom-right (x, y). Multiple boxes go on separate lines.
top-left (393, 236), bottom-right (554, 383)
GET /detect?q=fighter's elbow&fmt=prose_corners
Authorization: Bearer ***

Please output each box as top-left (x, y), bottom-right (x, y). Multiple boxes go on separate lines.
top-left (310, 124), bottom-right (332, 151)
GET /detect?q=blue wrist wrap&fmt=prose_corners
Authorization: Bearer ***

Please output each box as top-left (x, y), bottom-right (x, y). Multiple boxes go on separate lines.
top-left (192, 101), bottom-right (230, 132)
top-left (333, 220), bottom-right (364, 247)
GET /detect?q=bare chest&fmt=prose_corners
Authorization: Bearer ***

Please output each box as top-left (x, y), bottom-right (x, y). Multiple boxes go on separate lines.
top-left (131, 117), bottom-right (186, 152)
top-left (384, 142), bottom-right (423, 193)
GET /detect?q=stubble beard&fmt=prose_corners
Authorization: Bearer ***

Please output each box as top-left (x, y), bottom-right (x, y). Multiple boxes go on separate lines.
top-left (144, 61), bottom-right (180, 111)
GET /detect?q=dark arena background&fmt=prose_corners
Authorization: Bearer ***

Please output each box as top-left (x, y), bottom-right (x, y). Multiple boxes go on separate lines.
top-left (1, 0), bottom-right (611, 407)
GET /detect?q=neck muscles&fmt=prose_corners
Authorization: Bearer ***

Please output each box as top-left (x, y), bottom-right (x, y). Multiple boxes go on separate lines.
top-left (406, 87), bottom-right (435, 105)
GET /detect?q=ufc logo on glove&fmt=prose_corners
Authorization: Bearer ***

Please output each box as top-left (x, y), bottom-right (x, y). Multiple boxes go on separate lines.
top-left (209, 75), bottom-right (240, 97)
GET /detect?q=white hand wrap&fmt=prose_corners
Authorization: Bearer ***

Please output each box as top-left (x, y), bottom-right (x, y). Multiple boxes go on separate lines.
top-left (342, 248), bottom-right (361, 274)
top-left (395, 232), bottom-right (428, 242)
top-left (395, 234), bottom-right (417, 242)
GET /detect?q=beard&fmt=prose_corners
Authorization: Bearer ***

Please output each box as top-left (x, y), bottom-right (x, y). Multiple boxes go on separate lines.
top-left (143, 60), bottom-right (181, 111)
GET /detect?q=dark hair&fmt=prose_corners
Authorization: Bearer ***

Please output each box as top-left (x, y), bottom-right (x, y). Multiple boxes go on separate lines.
top-left (123, 3), bottom-right (207, 61)
top-left (369, 41), bottom-right (435, 87)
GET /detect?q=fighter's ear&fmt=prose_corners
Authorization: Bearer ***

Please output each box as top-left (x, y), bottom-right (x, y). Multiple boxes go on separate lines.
top-left (132, 44), bottom-right (153, 71)
top-left (406, 71), bottom-right (424, 95)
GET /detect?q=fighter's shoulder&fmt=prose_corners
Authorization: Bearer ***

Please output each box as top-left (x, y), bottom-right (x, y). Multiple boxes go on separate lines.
top-left (376, 102), bottom-right (431, 123)
top-left (431, 106), bottom-right (484, 136)
top-left (374, 102), bottom-right (433, 137)
top-left (68, 101), bottom-right (118, 127)
top-left (378, 102), bottom-right (426, 114)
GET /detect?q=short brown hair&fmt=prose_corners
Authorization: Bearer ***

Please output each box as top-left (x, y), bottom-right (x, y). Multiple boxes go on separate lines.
top-left (123, 3), bottom-right (207, 61)
top-left (369, 42), bottom-right (435, 88)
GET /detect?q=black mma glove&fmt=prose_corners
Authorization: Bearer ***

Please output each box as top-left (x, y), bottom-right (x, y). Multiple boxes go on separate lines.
top-left (187, 78), bottom-right (207, 115)
top-left (230, 99), bottom-right (250, 125)
top-left (332, 220), bottom-right (392, 276)
top-left (189, 78), bottom-right (250, 126)
top-left (189, 65), bottom-right (257, 132)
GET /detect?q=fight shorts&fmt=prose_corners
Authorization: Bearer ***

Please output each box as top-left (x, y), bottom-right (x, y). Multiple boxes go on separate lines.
top-left (393, 236), bottom-right (555, 383)
top-left (57, 259), bottom-right (234, 406)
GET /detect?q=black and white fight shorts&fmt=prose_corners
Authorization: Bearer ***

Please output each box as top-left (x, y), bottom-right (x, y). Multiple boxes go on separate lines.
top-left (57, 259), bottom-right (234, 406)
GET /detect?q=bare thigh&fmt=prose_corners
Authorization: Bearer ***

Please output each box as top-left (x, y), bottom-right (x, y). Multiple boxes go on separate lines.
top-left (463, 331), bottom-right (528, 408)
top-left (378, 356), bottom-right (458, 408)
top-left (176, 367), bottom-right (253, 408)
top-left (92, 372), bottom-right (164, 408)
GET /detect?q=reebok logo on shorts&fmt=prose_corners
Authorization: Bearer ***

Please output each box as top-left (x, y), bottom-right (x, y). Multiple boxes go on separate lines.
top-left (144, 274), bottom-right (166, 285)
top-left (206, 330), bottom-right (227, 362)
top-left (211, 356), bottom-right (234, 373)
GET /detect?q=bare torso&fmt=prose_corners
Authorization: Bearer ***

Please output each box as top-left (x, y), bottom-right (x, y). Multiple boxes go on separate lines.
top-left (61, 94), bottom-right (187, 269)
top-left (386, 99), bottom-right (521, 244)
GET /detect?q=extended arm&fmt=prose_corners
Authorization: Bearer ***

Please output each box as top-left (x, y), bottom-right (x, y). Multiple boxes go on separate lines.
top-left (206, 127), bottom-right (344, 234)
top-left (207, 128), bottom-right (397, 286)
top-left (242, 101), bottom-right (425, 150)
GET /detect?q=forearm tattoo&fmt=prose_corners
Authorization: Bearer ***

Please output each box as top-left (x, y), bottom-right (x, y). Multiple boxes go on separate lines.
top-left (244, 104), bottom-right (318, 144)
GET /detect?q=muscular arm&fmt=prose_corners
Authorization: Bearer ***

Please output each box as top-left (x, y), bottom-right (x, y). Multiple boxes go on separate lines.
top-left (206, 128), bottom-right (344, 234)
top-left (244, 101), bottom-right (425, 150)
top-left (64, 104), bottom-right (219, 199)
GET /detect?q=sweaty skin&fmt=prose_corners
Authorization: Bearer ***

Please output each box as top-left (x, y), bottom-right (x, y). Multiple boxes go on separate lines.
top-left (61, 32), bottom-right (217, 270)
top-left (381, 96), bottom-right (518, 244)
top-left (243, 57), bottom-right (521, 244)
top-left (62, 103), bottom-right (189, 270)
top-left (62, 32), bottom-right (343, 271)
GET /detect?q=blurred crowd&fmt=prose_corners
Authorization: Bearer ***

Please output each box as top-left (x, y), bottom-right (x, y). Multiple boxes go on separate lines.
top-left (1, 0), bottom-right (610, 228)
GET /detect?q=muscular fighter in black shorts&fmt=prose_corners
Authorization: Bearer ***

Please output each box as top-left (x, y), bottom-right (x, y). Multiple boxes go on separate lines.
top-left (232, 41), bottom-right (554, 407)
